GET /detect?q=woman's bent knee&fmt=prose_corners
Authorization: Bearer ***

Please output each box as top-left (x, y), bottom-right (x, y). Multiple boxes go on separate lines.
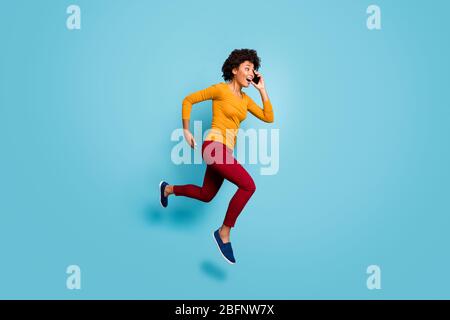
top-left (201, 191), bottom-right (215, 202)
top-left (243, 179), bottom-right (256, 194)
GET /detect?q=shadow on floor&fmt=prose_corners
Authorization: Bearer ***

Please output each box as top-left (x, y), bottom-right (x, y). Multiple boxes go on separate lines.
top-left (200, 260), bottom-right (227, 281)
top-left (143, 142), bottom-right (209, 229)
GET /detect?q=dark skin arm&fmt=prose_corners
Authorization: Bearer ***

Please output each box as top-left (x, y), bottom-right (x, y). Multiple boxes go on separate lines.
top-left (183, 119), bottom-right (197, 149)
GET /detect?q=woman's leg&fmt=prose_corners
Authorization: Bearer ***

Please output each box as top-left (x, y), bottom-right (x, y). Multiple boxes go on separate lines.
top-left (211, 159), bottom-right (256, 228)
top-left (164, 140), bottom-right (255, 244)
top-left (171, 165), bottom-right (224, 203)
top-left (202, 140), bottom-right (256, 229)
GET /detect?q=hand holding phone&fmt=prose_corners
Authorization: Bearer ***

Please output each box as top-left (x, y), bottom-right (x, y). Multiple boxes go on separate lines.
top-left (253, 70), bottom-right (261, 84)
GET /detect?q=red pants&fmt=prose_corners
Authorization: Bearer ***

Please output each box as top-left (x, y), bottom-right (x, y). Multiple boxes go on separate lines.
top-left (173, 140), bottom-right (256, 227)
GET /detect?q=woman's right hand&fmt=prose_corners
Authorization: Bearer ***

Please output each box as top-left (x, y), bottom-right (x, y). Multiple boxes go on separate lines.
top-left (183, 129), bottom-right (197, 149)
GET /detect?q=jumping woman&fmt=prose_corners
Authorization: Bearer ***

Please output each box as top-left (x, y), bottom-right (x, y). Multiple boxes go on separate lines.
top-left (159, 49), bottom-right (275, 264)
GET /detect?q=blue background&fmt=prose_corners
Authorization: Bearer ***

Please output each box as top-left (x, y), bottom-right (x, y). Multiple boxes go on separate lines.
top-left (1, 0), bottom-right (449, 299)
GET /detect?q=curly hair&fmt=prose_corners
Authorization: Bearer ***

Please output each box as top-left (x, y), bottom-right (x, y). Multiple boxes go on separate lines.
top-left (221, 49), bottom-right (261, 81)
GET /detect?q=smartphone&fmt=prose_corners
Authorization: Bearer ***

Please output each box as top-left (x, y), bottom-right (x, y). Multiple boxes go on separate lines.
top-left (253, 70), bottom-right (260, 84)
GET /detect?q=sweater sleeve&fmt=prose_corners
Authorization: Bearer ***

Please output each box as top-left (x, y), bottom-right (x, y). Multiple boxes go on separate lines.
top-left (182, 84), bottom-right (220, 120)
top-left (246, 94), bottom-right (274, 123)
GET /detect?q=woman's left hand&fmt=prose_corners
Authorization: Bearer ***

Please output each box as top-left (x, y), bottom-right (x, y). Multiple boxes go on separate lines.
top-left (251, 70), bottom-right (265, 91)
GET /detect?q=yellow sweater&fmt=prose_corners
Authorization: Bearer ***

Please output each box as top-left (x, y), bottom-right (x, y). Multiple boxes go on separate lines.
top-left (182, 82), bottom-right (274, 150)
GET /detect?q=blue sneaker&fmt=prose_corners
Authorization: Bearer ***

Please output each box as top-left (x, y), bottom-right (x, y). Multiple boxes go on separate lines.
top-left (159, 180), bottom-right (169, 208)
top-left (213, 229), bottom-right (236, 264)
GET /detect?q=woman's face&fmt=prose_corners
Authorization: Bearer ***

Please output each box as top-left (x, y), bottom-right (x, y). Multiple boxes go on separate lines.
top-left (232, 61), bottom-right (255, 88)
